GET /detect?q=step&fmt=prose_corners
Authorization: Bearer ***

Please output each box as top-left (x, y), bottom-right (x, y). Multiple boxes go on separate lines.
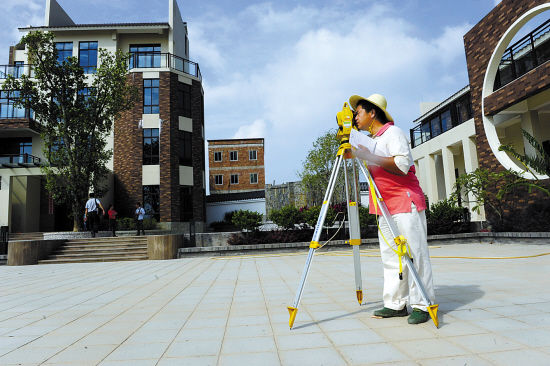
top-left (47, 251), bottom-right (147, 259)
top-left (38, 255), bottom-right (148, 264)
top-left (56, 249), bottom-right (148, 256)
top-left (61, 244), bottom-right (148, 251)
top-left (66, 238), bottom-right (147, 245)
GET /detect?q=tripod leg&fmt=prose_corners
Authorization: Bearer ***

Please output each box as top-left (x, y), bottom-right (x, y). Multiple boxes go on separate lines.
top-left (343, 159), bottom-right (363, 304)
top-left (356, 158), bottom-right (439, 327)
top-left (288, 154), bottom-right (344, 329)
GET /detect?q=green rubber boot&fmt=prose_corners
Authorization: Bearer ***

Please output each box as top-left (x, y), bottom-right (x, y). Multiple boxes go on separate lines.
top-left (373, 307), bottom-right (408, 318)
top-left (408, 308), bottom-right (430, 324)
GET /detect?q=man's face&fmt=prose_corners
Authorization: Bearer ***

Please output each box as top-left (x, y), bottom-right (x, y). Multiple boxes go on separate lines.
top-left (354, 105), bottom-right (373, 131)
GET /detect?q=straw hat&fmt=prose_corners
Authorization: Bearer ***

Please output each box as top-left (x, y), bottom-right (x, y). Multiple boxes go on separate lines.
top-left (349, 93), bottom-right (393, 122)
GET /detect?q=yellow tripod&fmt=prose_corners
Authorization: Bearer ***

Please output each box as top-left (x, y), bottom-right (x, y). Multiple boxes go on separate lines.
top-left (287, 103), bottom-right (439, 329)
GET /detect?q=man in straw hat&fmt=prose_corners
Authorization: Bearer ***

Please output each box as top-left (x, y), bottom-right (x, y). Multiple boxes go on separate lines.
top-left (349, 93), bottom-right (435, 324)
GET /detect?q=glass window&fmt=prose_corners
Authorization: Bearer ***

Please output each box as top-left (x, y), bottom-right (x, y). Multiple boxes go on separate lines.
top-left (143, 185), bottom-right (160, 221)
top-left (214, 151), bottom-right (222, 162)
top-left (230, 151), bottom-right (238, 161)
top-left (456, 95), bottom-right (473, 124)
top-left (143, 128), bottom-right (159, 165)
top-left (250, 173), bottom-right (258, 184)
top-left (230, 174), bottom-right (239, 184)
top-left (55, 42), bottom-right (73, 64)
top-left (430, 116), bottom-right (441, 138)
top-left (420, 122), bottom-right (430, 143)
top-left (0, 91), bottom-right (26, 118)
top-left (180, 186), bottom-right (193, 221)
top-left (249, 150), bottom-right (257, 160)
top-left (130, 44), bottom-right (161, 68)
top-left (13, 61), bottom-right (24, 78)
top-left (179, 131), bottom-right (192, 166)
top-left (79, 41), bottom-right (98, 73)
top-left (440, 110), bottom-right (452, 133)
top-left (179, 83), bottom-right (192, 118)
top-left (143, 79), bottom-right (159, 114)
top-left (215, 175), bottom-right (223, 185)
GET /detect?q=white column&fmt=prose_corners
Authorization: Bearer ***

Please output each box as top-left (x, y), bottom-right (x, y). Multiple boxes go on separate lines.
top-left (442, 146), bottom-right (456, 199)
top-left (461, 137), bottom-right (484, 221)
top-left (426, 153), bottom-right (439, 207)
top-left (521, 110), bottom-right (542, 160)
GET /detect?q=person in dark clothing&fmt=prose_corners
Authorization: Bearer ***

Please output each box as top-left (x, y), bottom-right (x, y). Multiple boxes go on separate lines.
top-left (84, 192), bottom-right (104, 237)
top-left (135, 202), bottom-right (146, 236)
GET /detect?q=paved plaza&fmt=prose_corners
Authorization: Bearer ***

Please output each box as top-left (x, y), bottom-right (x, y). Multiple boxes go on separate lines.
top-left (1, 242), bottom-right (550, 365)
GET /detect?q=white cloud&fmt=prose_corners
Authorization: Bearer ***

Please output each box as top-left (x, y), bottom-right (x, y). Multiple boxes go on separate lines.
top-left (232, 119), bottom-right (266, 139)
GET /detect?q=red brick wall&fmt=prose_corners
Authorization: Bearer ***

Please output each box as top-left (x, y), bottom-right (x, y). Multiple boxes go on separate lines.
top-left (208, 139), bottom-right (265, 193)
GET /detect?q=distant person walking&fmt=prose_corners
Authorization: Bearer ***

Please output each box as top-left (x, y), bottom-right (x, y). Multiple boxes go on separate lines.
top-left (108, 204), bottom-right (118, 237)
top-left (135, 202), bottom-right (146, 236)
top-left (85, 193), bottom-right (105, 238)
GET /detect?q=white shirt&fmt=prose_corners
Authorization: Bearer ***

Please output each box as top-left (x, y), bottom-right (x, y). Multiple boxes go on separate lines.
top-left (135, 207), bottom-right (145, 220)
top-left (371, 125), bottom-right (413, 174)
top-left (85, 198), bottom-right (100, 213)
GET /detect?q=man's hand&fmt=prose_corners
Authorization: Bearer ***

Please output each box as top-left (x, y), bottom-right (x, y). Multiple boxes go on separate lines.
top-left (352, 144), bottom-right (376, 163)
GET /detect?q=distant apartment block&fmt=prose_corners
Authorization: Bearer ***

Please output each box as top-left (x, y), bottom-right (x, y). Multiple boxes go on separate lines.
top-left (0, 0), bottom-right (206, 232)
top-left (208, 138), bottom-right (265, 194)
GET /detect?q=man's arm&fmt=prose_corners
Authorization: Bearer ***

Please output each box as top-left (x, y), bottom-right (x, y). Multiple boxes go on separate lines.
top-left (353, 145), bottom-right (407, 176)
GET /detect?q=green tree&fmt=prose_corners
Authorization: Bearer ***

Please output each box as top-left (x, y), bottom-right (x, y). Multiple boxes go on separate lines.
top-left (298, 128), bottom-right (346, 206)
top-left (231, 210), bottom-right (263, 232)
top-left (3, 31), bottom-right (138, 231)
top-left (270, 205), bottom-right (303, 229)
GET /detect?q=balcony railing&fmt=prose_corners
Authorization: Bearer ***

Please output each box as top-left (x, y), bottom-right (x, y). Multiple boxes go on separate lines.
top-left (0, 105), bottom-right (33, 119)
top-left (0, 64), bottom-right (34, 79)
top-left (0, 153), bottom-right (41, 168)
top-left (494, 18), bottom-right (550, 90)
top-left (128, 52), bottom-right (201, 80)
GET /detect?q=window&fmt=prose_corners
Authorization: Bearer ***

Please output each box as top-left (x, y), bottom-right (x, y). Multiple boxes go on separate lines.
top-left (249, 150), bottom-right (257, 160)
top-left (130, 44), bottom-right (161, 68)
top-left (214, 151), bottom-right (222, 162)
top-left (456, 96), bottom-right (473, 124)
top-left (430, 116), bottom-right (441, 138)
top-left (0, 91), bottom-right (26, 118)
top-left (230, 151), bottom-right (238, 161)
top-left (179, 83), bottom-right (192, 118)
top-left (230, 174), bottom-right (239, 184)
top-left (214, 175), bottom-right (223, 185)
top-left (250, 173), bottom-right (258, 184)
top-left (19, 141), bottom-right (32, 163)
top-left (79, 41), bottom-right (98, 73)
top-left (143, 128), bottom-right (159, 165)
top-left (78, 87), bottom-right (95, 102)
top-left (440, 110), bottom-right (452, 133)
top-left (13, 61), bottom-right (24, 78)
top-left (143, 185), bottom-right (160, 221)
top-left (179, 131), bottom-right (192, 166)
top-left (180, 186), bottom-right (193, 221)
top-left (55, 42), bottom-right (73, 64)
top-left (143, 79), bottom-right (159, 114)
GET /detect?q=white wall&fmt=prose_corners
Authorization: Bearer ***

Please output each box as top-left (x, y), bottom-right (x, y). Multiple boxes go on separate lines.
top-left (206, 199), bottom-right (266, 225)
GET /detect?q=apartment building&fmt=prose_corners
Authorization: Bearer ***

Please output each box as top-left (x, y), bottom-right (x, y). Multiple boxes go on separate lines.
top-left (0, 0), bottom-right (205, 233)
top-left (411, 0), bottom-right (550, 226)
top-left (208, 138), bottom-right (265, 194)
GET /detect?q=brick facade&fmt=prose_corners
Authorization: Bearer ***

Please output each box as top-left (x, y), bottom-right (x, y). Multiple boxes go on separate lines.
top-left (208, 138), bottom-right (265, 194)
top-left (463, 0), bottom-right (550, 226)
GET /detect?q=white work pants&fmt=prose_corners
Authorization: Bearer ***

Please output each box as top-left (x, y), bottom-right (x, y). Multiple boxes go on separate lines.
top-left (377, 204), bottom-right (435, 312)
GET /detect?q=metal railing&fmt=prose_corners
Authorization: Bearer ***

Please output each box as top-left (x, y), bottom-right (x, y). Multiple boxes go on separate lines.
top-left (129, 52), bottom-right (201, 80)
top-left (0, 64), bottom-right (34, 79)
top-left (0, 153), bottom-right (41, 166)
top-left (495, 19), bottom-right (550, 90)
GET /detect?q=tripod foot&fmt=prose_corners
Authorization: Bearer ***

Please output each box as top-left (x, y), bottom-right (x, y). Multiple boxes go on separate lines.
top-left (288, 306), bottom-right (298, 329)
top-left (427, 304), bottom-right (439, 328)
top-left (356, 290), bottom-right (363, 305)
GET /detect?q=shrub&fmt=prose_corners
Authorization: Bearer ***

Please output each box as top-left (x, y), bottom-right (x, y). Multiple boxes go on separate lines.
top-left (426, 199), bottom-right (470, 235)
top-left (116, 217), bottom-right (158, 230)
top-left (270, 205), bottom-right (303, 229)
top-left (231, 210), bottom-right (263, 232)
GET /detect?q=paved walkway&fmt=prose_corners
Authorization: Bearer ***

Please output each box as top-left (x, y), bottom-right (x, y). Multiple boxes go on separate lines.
top-left (1, 243), bottom-right (549, 365)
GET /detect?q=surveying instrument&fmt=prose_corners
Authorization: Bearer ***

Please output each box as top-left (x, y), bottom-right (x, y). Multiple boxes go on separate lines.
top-left (287, 102), bottom-right (439, 329)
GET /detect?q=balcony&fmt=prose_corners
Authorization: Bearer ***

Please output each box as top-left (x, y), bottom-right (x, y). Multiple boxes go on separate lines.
top-left (128, 53), bottom-right (201, 80)
top-left (0, 64), bottom-right (34, 79)
top-left (494, 19), bottom-right (550, 90)
top-left (0, 153), bottom-right (41, 168)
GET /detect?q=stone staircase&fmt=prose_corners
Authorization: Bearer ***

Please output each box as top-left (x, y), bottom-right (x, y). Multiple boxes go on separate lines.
top-left (38, 236), bottom-right (148, 264)
top-left (9, 232), bottom-right (45, 241)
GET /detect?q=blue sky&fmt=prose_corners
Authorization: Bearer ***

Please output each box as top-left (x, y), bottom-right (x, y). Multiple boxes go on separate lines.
top-left (2, 0), bottom-right (541, 187)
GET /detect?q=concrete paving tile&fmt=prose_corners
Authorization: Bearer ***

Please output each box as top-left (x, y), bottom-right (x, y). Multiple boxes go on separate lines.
top-left (474, 316), bottom-right (531, 332)
top-left (224, 324), bottom-right (272, 338)
top-left (157, 356), bottom-right (217, 366)
top-left (185, 316), bottom-right (228, 329)
top-left (98, 360), bottom-right (157, 366)
top-left (450, 333), bottom-right (524, 353)
top-left (174, 326), bottom-right (225, 342)
top-left (500, 328), bottom-right (550, 347)
top-left (222, 336), bottom-right (277, 353)
top-left (376, 324), bottom-right (437, 341)
top-left (482, 348), bottom-right (550, 366)
top-left (103, 342), bottom-right (169, 361)
top-left (163, 339), bottom-right (221, 357)
top-left (276, 332), bottom-right (332, 350)
top-left (43, 344), bottom-right (116, 365)
top-left (395, 338), bottom-right (469, 359)
top-left (418, 355), bottom-right (493, 366)
top-left (318, 317), bottom-right (371, 332)
top-left (446, 308), bottom-right (501, 321)
top-left (325, 329), bottom-right (384, 346)
top-left (515, 313), bottom-right (550, 327)
top-left (279, 347), bottom-right (346, 366)
top-left (219, 350), bottom-right (281, 366)
top-left (0, 346), bottom-right (61, 364)
top-left (0, 335), bottom-right (40, 349)
top-left (339, 343), bottom-right (411, 364)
